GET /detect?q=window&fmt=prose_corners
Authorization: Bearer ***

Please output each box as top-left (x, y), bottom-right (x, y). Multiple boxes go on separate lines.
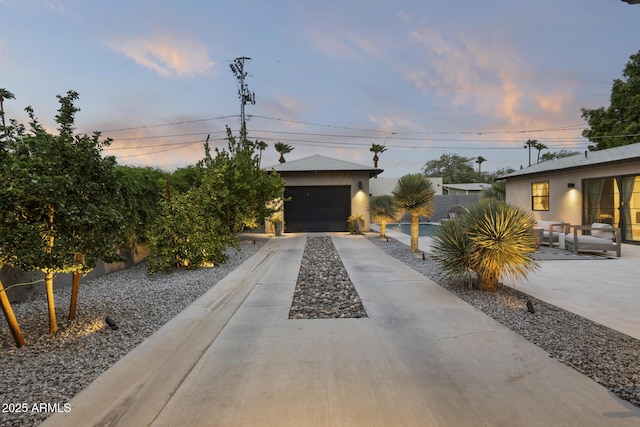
top-left (531, 181), bottom-right (549, 211)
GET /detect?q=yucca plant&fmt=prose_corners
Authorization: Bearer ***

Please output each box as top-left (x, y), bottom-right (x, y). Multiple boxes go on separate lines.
top-left (392, 174), bottom-right (435, 252)
top-left (370, 195), bottom-right (399, 239)
top-left (431, 199), bottom-right (538, 291)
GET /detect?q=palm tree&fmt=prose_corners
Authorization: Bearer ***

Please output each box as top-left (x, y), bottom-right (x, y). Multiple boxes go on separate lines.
top-left (533, 141), bottom-right (548, 164)
top-left (256, 140), bottom-right (268, 166)
top-left (524, 139), bottom-right (536, 166)
top-left (0, 88), bottom-right (16, 130)
top-left (274, 142), bottom-right (294, 163)
top-left (370, 143), bottom-right (387, 169)
top-left (476, 156), bottom-right (486, 176)
top-left (392, 174), bottom-right (435, 252)
top-left (370, 195), bottom-right (399, 239)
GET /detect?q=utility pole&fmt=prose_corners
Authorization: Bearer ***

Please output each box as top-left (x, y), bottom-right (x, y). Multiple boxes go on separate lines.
top-left (229, 57), bottom-right (255, 134)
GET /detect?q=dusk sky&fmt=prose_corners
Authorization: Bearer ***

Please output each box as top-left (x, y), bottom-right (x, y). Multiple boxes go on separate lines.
top-left (2, 0), bottom-right (639, 177)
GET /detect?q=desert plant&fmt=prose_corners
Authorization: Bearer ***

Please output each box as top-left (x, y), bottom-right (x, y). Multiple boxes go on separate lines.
top-left (347, 214), bottom-right (365, 234)
top-left (431, 198), bottom-right (538, 292)
top-left (392, 174), bottom-right (435, 252)
top-left (370, 195), bottom-right (399, 239)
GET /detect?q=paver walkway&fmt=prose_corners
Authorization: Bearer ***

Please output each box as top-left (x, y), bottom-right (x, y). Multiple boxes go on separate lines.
top-left (41, 234), bottom-right (640, 426)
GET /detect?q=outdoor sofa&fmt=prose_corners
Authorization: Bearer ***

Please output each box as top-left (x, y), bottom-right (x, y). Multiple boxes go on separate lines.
top-left (564, 222), bottom-right (621, 257)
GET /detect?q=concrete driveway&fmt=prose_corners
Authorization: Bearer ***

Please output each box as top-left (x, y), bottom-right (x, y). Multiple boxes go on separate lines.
top-left (41, 234), bottom-right (640, 426)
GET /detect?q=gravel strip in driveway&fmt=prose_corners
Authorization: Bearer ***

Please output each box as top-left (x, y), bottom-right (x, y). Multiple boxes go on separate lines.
top-left (289, 235), bottom-right (367, 319)
top-left (366, 233), bottom-right (640, 409)
top-left (0, 237), bottom-right (267, 427)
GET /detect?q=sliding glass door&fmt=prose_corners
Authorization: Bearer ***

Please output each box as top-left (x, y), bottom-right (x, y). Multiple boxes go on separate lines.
top-left (583, 175), bottom-right (640, 243)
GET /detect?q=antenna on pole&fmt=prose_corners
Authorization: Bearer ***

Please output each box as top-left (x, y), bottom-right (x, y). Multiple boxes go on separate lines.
top-left (229, 57), bottom-right (255, 137)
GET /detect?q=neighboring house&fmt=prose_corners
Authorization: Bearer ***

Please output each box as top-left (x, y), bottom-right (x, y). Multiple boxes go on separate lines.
top-left (268, 155), bottom-right (382, 232)
top-left (500, 144), bottom-right (640, 244)
top-left (442, 183), bottom-right (491, 195)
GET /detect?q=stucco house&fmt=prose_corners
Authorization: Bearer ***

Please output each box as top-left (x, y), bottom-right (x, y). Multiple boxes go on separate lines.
top-left (268, 155), bottom-right (382, 232)
top-left (500, 144), bottom-right (640, 244)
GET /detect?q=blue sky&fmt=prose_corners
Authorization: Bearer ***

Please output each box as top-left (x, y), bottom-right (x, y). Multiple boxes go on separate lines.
top-left (1, 0), bottom-right (639, 177)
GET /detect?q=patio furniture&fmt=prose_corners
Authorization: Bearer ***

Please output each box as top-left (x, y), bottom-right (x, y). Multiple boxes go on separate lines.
top-left (536, 220), bottom-right (567, 247)
top-left (564, 223), bottom-right (621, 257)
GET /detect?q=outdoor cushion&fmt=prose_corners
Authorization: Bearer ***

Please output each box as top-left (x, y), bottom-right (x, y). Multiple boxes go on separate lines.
top-left (590, 222), bottom-right (614, 240)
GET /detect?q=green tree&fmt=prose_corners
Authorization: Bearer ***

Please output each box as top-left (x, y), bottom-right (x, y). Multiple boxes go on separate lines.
top-left (369, 195), bottom-right (399, 239)
top-left (170, 165), bottom-right (200, 194)
top-left (392, 174), bottom-right (435, 253)
top-left (539, 150), bottom-right (580, 162)
top-left (0, 91), bottom-right (124, 334)
top-left (431, 199), bottom-right (538, 292)
top-left (115, 166), bottom-right (168, 249)
top-left (146, 126), bottom-right (285, 273)
top-left (422, 153), bottom-right (476, 183)
top-left (582, 50), bottom-right (640, 150)
top-left (370, 143), bottom-right (387, 169)
top-left (274, 142), bottom-right (294, 163)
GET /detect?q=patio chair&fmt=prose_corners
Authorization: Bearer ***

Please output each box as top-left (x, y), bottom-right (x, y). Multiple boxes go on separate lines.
top-left (564, 223), bottom-right (621, 257)
top-left (535, 220), bottom-right (567, 247)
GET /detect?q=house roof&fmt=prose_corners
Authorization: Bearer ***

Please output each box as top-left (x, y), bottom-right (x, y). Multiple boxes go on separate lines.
top-left (267, 154), bottom-right (383, 178)
top-left (443, 183), bottom-right (492, 192)
top-left (500, 143), bottom-right (640, 179)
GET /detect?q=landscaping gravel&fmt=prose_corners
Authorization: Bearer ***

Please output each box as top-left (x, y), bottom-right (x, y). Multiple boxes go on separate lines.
top-left (366, 233), bottom-right (640, 409)
top-left (0, 236), bottom-right (267, 427)
top-left (289, 235), bottom-right (366, 319)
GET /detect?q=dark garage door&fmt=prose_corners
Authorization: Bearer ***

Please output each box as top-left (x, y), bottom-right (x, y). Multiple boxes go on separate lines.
top-left (284, 186), bottom-right (351, 232)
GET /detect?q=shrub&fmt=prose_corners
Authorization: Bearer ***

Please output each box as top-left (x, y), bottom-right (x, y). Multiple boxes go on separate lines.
top-left (431, 199), bottom-right (538, 291)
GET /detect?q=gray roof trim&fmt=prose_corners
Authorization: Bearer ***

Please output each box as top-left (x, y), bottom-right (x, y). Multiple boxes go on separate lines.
top-left (267, 154), bottom-right (383, 178)
top-left (500, 143), bottom-right (640, 179)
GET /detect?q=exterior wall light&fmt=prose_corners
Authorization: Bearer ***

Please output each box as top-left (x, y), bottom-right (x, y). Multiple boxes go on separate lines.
top-left (567, 183), bottom-right (575, 189)
top-left (358, 181), bottom-right (363, 190)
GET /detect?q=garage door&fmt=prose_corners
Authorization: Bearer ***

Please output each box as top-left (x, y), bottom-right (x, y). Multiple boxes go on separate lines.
top-left (284, 186), bottom-right (351, 232)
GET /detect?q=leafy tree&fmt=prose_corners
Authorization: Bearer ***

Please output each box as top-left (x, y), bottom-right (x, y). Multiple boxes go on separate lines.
top-left (274, 142), bottom-right (294, 163)
top-left (0, 91), bottom-right (124, 334)
top-left (146, 126), bottom-right (285, 273)
top-left (115, 165), bottom-right (168, 249)
top-left (431, 199), bottom-right (538, 291)
top-left (392, 174), bottom-right (435, 253)
top-left (582, 50), bottom-right (640, 150)
top-left (422, 153), bottom-right (476, 184)
top-left (256, 140), bottom-right (268, 167)
top-left (370, 143), bottom-right (387, 169)
top-left (369, 195), bottom-right (399, 239)
top-left (170, 165), bottom-right (200, 194)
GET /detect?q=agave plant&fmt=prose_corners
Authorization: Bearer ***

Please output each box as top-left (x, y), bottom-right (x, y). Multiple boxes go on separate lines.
top-left (431, 198), bottom-right (538, 291)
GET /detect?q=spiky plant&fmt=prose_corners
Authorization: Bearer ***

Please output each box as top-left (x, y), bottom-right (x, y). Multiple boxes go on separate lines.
top-left (392, 174), bottom-right (435, 252)
top-left (432, 198), bottom-right (538, 291)
top-left (370, 195), bottom-right (399, 239)
top-left (431, 218), bottom-right (473, 286)
top-left (274, 142), bottom-right (294, 163)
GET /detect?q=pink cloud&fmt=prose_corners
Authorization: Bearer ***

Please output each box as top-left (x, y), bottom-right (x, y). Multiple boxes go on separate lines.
top-left (106, 33), bottom-right (215, 77)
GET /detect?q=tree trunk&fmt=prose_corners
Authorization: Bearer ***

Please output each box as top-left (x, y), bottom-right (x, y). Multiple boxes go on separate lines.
top-left (476, 272), bottom-right (498, 292)
top-left (410, 212), bottom-right (419, 253)
top-left (0, 280), bottom-right (25, 347)
top-left (380, 221), bottom-right (387, 239)
top-left (45, 271), bottom-right (57, 334)
top-left (68, 254), bottom-right (83, 321)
